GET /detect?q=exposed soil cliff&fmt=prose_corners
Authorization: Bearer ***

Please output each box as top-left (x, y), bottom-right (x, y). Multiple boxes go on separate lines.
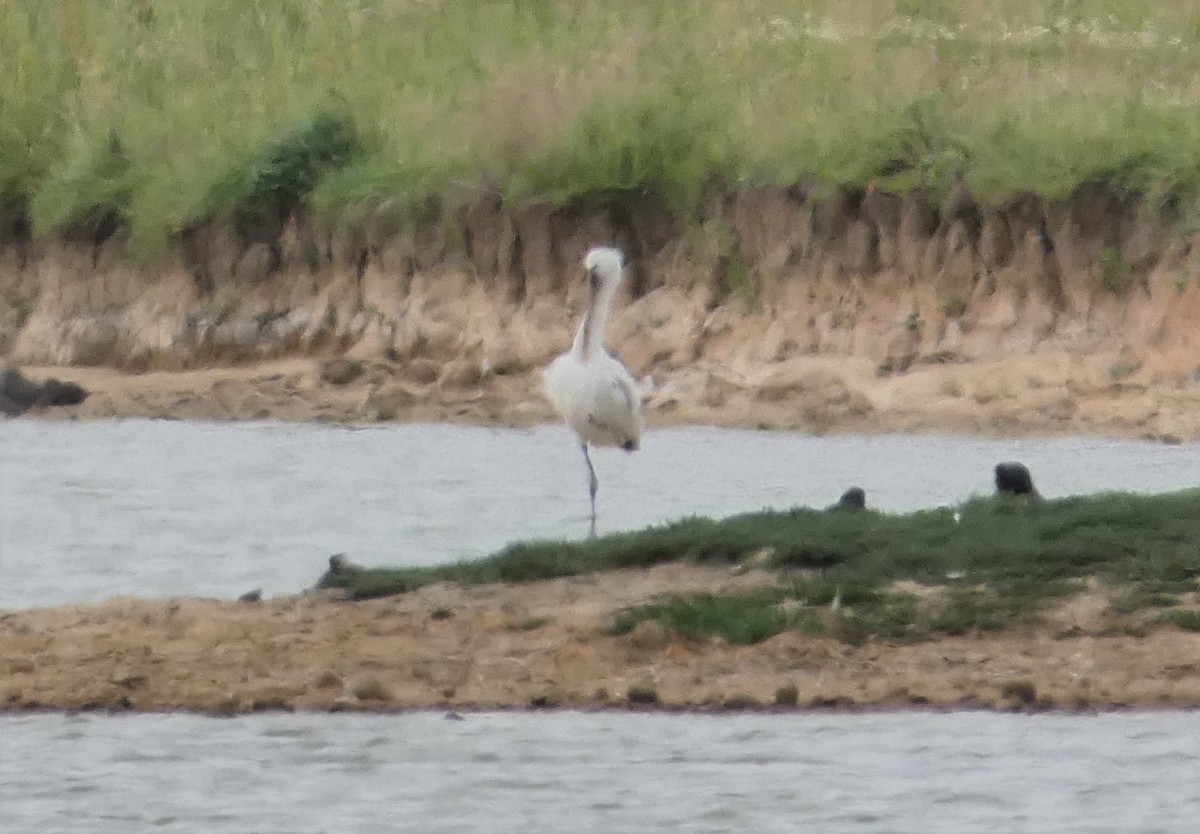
top-left (4, 184), bottom-right (1200, 436)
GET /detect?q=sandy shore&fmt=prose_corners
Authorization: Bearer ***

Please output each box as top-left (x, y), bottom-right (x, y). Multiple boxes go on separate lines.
top-left (15, 346), bottom-right (1200, 441)
top-left (2, 563), bottom-right (1199, 714)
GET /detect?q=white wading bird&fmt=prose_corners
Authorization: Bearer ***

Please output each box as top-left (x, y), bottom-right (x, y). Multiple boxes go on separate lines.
top-left (543, 246), bottom-right (645, 536)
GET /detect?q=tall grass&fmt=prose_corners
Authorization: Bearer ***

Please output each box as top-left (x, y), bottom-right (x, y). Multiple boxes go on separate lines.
top-left (6, 0), bottom-right (1200, 255)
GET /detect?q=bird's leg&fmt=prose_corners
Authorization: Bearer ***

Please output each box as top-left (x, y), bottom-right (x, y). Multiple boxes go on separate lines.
top-left (582, 443), bottom-right (598, 538)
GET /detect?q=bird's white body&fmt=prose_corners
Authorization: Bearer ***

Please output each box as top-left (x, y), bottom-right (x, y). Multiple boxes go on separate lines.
top-left (543, 347), bottom-right (643, 451)
top-left (543, 246), bottom-right (644, 532)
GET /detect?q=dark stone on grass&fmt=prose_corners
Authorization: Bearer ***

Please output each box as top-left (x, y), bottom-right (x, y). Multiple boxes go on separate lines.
top-left (994, 462), bottom-right (1040, 498)
top-left (0, 367), bottom-right (88, 416)
top-left (830, 487), bottom-right (866, 511)
top-left (238, 589), bottom-right (263, 604)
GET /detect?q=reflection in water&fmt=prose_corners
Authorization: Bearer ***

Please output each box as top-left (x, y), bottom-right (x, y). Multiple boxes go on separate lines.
top-left (2, 710), bottom-right (1198, 834)
top-left (2, 420), bottom-right (1199, 607)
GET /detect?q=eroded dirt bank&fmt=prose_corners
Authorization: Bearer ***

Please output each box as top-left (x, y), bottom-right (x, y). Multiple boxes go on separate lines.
top-left (5, 184), bottom-right (1200, 437)
top-left (3, 564), bottom-right (1199, 714)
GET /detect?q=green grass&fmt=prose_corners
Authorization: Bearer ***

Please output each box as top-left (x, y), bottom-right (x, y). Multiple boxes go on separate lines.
top-left (1107, 586), bottom-right (1179, 615)
top-left (319, 488), bottom-right (1200, 642)
top-left (8, 1), bottom-right (1200, 257)
top-left (1160, 609), bottom-right (1200, 632)
top-left (614, 590), bottom-right (819, 646)
top-left (605, 576), bottom-right (1082, 647)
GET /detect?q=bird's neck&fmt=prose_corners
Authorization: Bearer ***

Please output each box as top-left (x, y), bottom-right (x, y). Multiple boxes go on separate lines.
top-left (572, 283), bottom-right (614, 361)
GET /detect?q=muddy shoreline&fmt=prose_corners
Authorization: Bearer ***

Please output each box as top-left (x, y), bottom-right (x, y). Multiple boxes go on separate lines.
top-left (9, 348), bottom-right (1200, 442)
top-left (3, 564), bottom-right (1199, 715)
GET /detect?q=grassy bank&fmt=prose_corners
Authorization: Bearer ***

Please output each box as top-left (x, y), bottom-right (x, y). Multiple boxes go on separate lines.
top-left (5, 1), bottom-right (1200, 258)
top-left (318, 489), bottom-right (1200, 644)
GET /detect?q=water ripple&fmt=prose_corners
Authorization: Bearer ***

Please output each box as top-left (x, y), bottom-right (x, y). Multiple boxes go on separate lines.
top-left (7, 711), bottom-right (1189, 833)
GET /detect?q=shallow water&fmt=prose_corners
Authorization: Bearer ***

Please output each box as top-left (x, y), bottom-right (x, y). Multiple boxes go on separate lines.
top-left (2, 420), bottom-right (1200, 608)
top-left (3, 710), bottom-right (1198, 833)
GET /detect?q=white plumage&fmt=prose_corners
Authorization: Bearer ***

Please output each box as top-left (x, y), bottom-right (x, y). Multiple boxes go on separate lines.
top-left (543, 246), bottom-right (645, 535)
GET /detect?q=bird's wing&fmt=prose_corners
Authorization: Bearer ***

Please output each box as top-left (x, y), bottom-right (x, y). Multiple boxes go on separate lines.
top-left (585, 359), bottom-right (644, 446)
top-left (612, 369), bottom-right (642, 419)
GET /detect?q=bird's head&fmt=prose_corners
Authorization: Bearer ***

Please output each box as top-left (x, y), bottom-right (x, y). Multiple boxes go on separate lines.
top-left (584, 246), bottom-right (623, 294)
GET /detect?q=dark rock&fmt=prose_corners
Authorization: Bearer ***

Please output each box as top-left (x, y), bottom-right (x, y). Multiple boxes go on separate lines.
top-left (994, 462), bottom-right (1040, 498)
top-left (774, 683), bottom-right (800, 707)
top-left (238, 589), bottom-right (263, 604)
top-left (0, 368), bottom-right (40, 415)
top-left (0, 367), bottom-right (89, 416)
top-left (529, 692), bottom-right (560, 709)
top-left (830, 487), bottom-right (866, 511)
top-left (999, 678), bottom-right (1038, 706)
top-left (625, 685), bottom-right (659, 705)
top-left (38, 379), bottom-right (88, 407)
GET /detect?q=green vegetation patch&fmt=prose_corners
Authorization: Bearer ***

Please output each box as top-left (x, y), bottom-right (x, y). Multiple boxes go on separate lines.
top-left (1160, 609), bottom-right (1200, 632)
top-left (31, 131), bottom-right (132, 240)
top-left (613, 590), bottom-right (818, 646)
top-left (319, 488), bottom-right (1200, 642)
top-left (608, 578), bottom-right (1081, 647)
top-left (1107, 586), bottom-right (1180, 616)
